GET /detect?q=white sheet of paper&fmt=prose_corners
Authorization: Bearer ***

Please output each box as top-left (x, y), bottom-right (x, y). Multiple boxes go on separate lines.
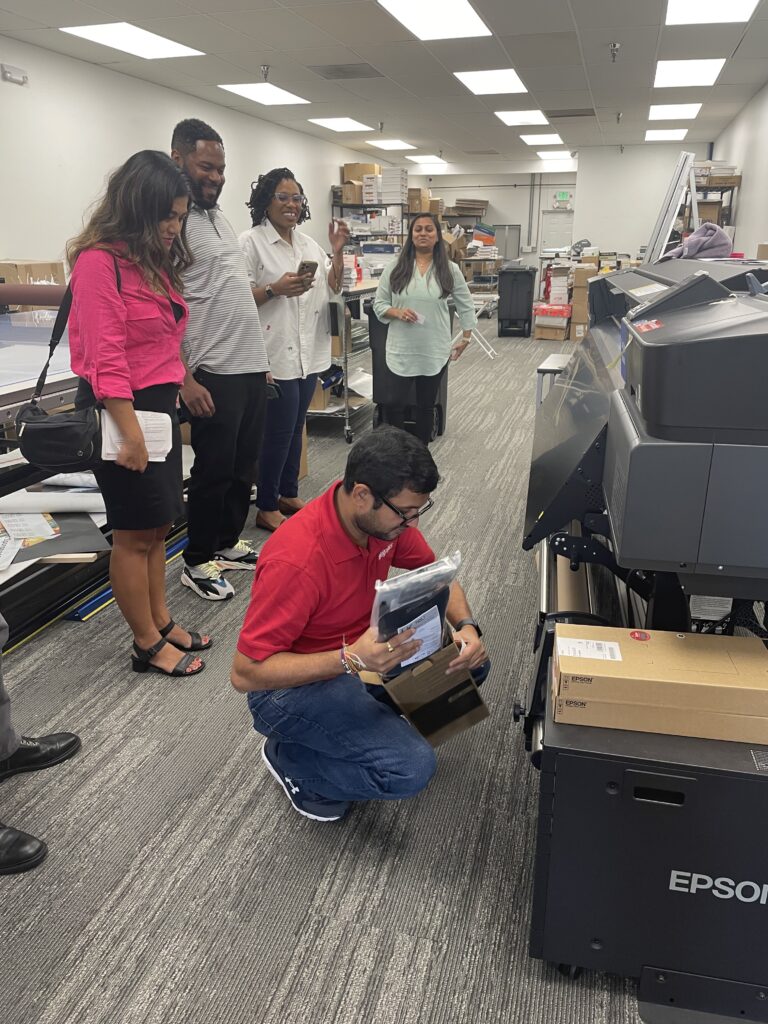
top-left (0, 513), bottom-right (56, 541)
top-left (0, 535), bottom-right (22, 571)
top-left (396, 604), bottom-right (443, 668)
top-left (413, 312), bottom-right (427, 325)
top-left (101, 410), bottom-right (172, 462)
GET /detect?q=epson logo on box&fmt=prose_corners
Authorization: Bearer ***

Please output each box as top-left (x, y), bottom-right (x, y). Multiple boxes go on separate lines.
top-left (669, 870), bottom-right (768, 905)
top-left (570, 675), bottom-right (593, 684)
top-left (564, 699), bottom-right (587, 708)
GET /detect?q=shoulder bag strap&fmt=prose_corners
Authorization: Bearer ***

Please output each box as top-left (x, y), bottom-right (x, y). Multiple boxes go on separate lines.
top-left (32, 253), bottom-right (122, 403)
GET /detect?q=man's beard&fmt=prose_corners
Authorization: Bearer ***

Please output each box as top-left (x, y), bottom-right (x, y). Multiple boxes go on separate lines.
top-left (190, 181), bottom-right (222, 210)
top-left (354, 513), bottom-right (404, 542)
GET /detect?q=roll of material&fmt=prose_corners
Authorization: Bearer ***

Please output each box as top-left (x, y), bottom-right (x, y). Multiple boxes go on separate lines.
top-left (0, 283), bottom-right (67, 306)
top-left (0, 490), bottom-right (105, 514)
top-left (555, 555), bottom-right (590, 614)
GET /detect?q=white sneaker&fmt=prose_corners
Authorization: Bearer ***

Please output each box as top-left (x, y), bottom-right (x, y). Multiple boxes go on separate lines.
top-left (214, 538), bottom-right (258, 570)
top-left (181, 562), bottom-right (235, 601)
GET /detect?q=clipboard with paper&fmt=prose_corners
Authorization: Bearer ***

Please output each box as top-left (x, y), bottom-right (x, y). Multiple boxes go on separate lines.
top-left (371, 551), bottom-right (461, 677)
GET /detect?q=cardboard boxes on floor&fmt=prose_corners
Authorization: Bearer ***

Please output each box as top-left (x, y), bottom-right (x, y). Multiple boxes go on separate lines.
top-left (533, 302), bottom-right (571, 341)
top-left (552, 624), bottom-right (768, 744)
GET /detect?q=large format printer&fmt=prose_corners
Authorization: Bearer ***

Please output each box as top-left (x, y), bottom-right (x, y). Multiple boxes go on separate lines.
top-left (518, 260), bottom-right (768, 1023)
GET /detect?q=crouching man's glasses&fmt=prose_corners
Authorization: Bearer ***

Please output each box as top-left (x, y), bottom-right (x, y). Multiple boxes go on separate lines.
top-left (375, 492), bottom-right (434, 524)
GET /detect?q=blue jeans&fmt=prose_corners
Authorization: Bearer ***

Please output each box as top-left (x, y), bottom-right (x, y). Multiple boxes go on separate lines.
top-left (247, 673), bottom-right (438, 803)
top-left (256, 375), bottom-right (317, 512)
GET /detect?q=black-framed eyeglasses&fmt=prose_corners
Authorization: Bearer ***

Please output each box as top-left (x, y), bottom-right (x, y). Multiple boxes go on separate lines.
top-left (273, 192), bottom-right (302, 204)
top-left (375, 492), bottom-right (434, 524)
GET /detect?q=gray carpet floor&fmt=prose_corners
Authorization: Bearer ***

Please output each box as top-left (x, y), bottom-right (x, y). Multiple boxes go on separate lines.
top-left (1, 323), bottom-right (641, 1024)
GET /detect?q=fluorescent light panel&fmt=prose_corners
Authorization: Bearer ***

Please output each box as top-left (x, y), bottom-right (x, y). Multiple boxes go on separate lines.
top-left (308, 117), bottom-right (373, 131)
top-left (646, 128), bottom-right (689, 140)
top-left (654, 58), bottom-right (725, 87)
top-left (367, 139), bottom-right (416, 150)
top-left (454, 68), bottom-right (526, 95)
top-left (521, 133), bottom-right (562, 146)
top-left (406, 154), bottom-right (447, 164)
top-left (649, 103), bottom-right (702, 119)
top-left (377, 0), bottom-right (491, 40)
top-left (495, 109), bottom-right (548, 126)
top-left (219, 83), bottom-right (309, 105)
top-left (60, 22), bottom-right (202, 58)
top-left (666, 0), bottom-right (759, 24)
top-left (537, 151), bottom-right (572, 160)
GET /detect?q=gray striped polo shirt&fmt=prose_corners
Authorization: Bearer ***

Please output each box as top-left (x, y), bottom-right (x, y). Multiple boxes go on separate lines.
top-left (181, 205), bottom-right (269, 375)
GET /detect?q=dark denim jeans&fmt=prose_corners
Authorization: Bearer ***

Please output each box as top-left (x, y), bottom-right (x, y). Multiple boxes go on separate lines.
top-left (256, 375), bottom-right (317, 512)
top-left (247, 672), bottom-right (437, 804)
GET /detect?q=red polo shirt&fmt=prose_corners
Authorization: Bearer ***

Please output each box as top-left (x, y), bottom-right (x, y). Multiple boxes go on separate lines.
top-left (237, 481), bottom-right (435, 661)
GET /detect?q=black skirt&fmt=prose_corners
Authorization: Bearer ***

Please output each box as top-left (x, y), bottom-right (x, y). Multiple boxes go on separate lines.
top-left (77, 381), bottom-right (184, 531)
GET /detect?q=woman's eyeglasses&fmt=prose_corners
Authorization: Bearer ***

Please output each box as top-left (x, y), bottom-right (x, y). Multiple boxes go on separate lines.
top-left (273, 192), bottom-right (303, 204)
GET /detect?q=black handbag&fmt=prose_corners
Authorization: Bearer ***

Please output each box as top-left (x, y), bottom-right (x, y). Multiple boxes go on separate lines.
top-left (15, 257), bottom-right (120, 474)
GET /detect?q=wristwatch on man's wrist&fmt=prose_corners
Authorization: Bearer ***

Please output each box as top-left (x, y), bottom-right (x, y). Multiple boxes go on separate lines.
top-left (265, 283), bottom-right (276, 300)
top-left (453, 618), bottom-right (483, 637)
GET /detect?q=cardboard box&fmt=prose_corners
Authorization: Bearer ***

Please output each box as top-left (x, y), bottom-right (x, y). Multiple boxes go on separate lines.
top-left (570, 321), bottom-right (587, 343)
top-left (408, 187), bottom-right (430, 213)
top-left (572, 265), bottom-right (597, 289)
top-left (308, 379), bottom-right (330, 411)
top-left (0, 259), bottom-right (67, 310)
top-left (757, 243), bottom-right (768, 260)
top-left (534, 326), bottom-right (569, 341)
top-left (697, 200), bottom-right (722, 224)
top-left (342, 181), bottom-right (363, 205)
top-left (331, 306), bottom-right (352, 358)
top-left (570, 289), bottom-right (589, 323)
top-left (554, 625), bottom-right (768, 717)
top-left (707, 175), bottom-right (741, 188)
top-left (342, 162), bottom-right (381, 183)
top-left (382, 642), bottom-right (489, 747)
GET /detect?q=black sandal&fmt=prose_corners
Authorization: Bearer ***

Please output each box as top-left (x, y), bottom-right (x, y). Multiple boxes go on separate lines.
top-left (132, 638), bottom-right (205, 677)
top-left (159, 619), bottom-right (213, 652)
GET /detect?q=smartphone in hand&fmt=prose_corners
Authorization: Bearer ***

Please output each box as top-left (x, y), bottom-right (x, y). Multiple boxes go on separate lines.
top-left (297, 260), bottom-right (318, 281)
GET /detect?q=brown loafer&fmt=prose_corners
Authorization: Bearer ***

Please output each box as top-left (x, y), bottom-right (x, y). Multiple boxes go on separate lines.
top-left (278, 497), bottom-right (305, 516)
top-left (255, 510), bottom-right (286, 533)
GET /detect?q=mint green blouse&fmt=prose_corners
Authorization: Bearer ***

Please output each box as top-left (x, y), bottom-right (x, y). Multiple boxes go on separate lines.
top-left (373, 260), bottom-right (478, 377)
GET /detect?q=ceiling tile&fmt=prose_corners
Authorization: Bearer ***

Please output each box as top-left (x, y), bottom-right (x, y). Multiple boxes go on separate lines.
top-left (0, 10), bottom-right (46, 29)
top-left (0, 26), bottom-right (130, 63)
top-left (89, 0), bottom-right (202, 16)
top-left (397, 74), bottom-right (470, 98)
top-left (586, 61), bottom-right (656, 89)
top-left (352, 41), bottom-right (445, 77)
top-left (571, 0), bottom-right (664, 29)
top-left (0, 0), bottom-right (108, 25)
top-left (530, 89), bottom-right (595, 110)
top-left (578, 26), bottom-right (660, 65)
top-left (288, 44), bottom-right (371, 69)
top-left (658, 24), bottom-right (746, 60)
top-left (337, 77), bottom-right (414, 101)
top-left (717, 59), bottom-right (768, 86)
top-left (499, 33), bottom-right (581, 69)
top-left (733, 19), bottom-right (768, 59)
top-left (424, 37), bottom-right (511, 71)
top-left (151, 54), bottom-right (255, 84)
top-left (415, 94), bottom-right (489, 114)
top-left (293, 3), bottom-right (413, 44)
top-left (474, 0), bottom-right (574, 35)
top-left (132, 15), bottom-right (261, 51)
top-left (209, 9), bottom-right (338, 49)
top-left (518, 66), bottom-right (589, 91)
top-left (591, 84), bottom-right (653, 106)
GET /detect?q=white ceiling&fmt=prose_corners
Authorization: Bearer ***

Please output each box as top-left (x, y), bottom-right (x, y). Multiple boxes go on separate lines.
top-left (2, 0), bottom-right (768, 169)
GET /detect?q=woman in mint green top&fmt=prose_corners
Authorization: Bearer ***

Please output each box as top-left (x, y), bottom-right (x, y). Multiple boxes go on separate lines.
top-left (373, 213), bottom-right (478, 444)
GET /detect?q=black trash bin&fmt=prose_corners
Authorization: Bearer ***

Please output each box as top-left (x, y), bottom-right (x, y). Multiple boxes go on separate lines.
top-left (498, 264), bottom-right (536, 337)
top-left (364, 298), bottom-right (450, 440)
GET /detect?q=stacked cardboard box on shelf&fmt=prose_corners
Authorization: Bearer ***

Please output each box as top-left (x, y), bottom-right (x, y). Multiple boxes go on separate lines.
top-left (382, 167), bottom-right (408, 205)
top-left (552, 624), bottom-right (768, 744)
top-left (533, 302), bottom-right (571, 341)
top-left (568, 263), bottom-right (597, 342)
top-left (362, 174), bottom-right (382, 204)
top-left (429, 197), bottom-right (444, 217)
top-left (408, 187), bottom-right (430, 213)
top-left (341, 162), bottom-right (381, 182)
top-left (548, 266), bottom-right (570, 304)
top-left (342, 181), bottom-right (363, 205)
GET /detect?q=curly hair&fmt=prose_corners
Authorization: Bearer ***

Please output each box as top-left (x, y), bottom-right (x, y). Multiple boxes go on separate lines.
top-left (171, 118), bottom-right (223, 157)
top-left (246, 167), bottom-right (311, 227)
top-left (67, 150), bottom-right (192, 294)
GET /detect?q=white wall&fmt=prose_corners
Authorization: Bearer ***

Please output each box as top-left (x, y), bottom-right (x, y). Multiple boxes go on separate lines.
top-left (409, 172), bottom-right (577, 256)
top-left (714, 81), bottom-right (768, 259)
top-left (572, 143), bottom-right (709, 257)
top-left (0, 37), bottom-right (366, 260)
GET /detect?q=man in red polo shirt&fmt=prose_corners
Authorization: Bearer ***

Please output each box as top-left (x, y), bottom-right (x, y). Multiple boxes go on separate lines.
top-left (231, 426), bottom-right (487, 822)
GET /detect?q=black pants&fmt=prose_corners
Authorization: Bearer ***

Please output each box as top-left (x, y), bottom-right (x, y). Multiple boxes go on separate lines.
top-left (382, 363), bottom-right (447, 445)
top-left (183, 369), bottom-right (267, 566)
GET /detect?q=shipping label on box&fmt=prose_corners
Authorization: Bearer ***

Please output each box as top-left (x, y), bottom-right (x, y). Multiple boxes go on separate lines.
top-left (570, 321), bottom-right (588, 343)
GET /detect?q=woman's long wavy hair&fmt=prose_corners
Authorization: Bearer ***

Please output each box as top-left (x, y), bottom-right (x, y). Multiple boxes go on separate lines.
top-left (67, 150), bottom-right (192, 293)
top-left (390, 213), bottom-right (453, 298)
top-left (246, 167), bottom-right (311, 227)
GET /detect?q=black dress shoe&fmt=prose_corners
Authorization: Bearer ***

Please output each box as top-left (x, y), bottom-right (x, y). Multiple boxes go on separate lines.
top-left (0, 733), bottom-right (81, 783)
top-left (0, 822), bottom-right (48, 874)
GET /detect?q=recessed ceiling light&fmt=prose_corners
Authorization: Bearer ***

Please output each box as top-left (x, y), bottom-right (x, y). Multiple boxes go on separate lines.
top-left (377, 0), bottom-right (491, 41)
top-left (454, 69), bottom-right (526, 95)
top-left (536, 151), bottom-right (572, 160)
top-left (308, 118), bottom-right (373, 131)
top-left (649, 103), bottom-right (702, 120)
top-left (645, 128), bottom-right (689, 141)
top-left (654, 59), bottom-right (725, 88)
top-left (219, 83), bottom-right (309, 105)
top-left (521, 133), bottom-right (563, 146)
top-left (367, 139), bottom-right (417, 150)
top-left (60, 22), bottom-right (203, 59)
top-left (665, 0), bottom-right (759, 24)
top-left (495, 110), bottom-right (548, 126)
top-left (406, 154), bottom-right (447, 164)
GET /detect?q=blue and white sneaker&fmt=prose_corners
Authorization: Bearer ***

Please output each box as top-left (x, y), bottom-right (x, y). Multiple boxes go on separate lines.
top-left (261, 738), bottom-right (349, 822)
top-left (214, 538), bottom-right (258, 570)
top-left (181, 562), bottom-right (235, 601)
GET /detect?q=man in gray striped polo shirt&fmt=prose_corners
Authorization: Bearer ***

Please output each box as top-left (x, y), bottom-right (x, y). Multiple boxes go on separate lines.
top-left (172, 119), bottom-right (269, 601)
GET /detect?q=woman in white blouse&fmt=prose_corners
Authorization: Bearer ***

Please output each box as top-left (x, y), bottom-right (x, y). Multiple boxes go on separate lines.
top-left (240, 168), bottom-right (349, 532)
top-left (373, 213), bottom-right (477, 445)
